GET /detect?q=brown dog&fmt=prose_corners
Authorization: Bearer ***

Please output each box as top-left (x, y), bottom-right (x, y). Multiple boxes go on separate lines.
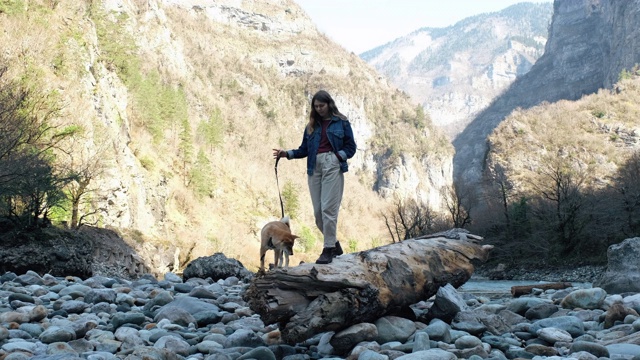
top-left (259, 216), bottom-right (299, 272)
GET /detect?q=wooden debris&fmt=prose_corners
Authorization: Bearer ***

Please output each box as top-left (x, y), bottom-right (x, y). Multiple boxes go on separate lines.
top-left (511, 282), bottom-right (573, 298)
top-left (244, 233), bottom-right (493, 344)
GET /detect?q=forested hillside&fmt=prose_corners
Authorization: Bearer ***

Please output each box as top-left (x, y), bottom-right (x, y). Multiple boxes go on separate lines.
top-left (478, 71), bottom-right (640, 267)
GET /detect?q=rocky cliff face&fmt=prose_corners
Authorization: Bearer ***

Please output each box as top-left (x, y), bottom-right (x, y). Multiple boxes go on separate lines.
top-left (0, 0), bottom-right (452, 273)
top-left (362, 3), bottom-right (552, 138)
top-left (453, 0), bottom-right (640, 185)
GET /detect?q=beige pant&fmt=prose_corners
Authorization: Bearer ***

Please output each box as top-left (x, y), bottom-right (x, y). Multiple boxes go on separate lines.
top-left (308, 152), bottom-right (344, 248)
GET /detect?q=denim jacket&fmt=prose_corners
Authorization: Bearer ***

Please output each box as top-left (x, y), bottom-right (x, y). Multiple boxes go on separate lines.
top-left (286, 116), bottom-right (357, 176)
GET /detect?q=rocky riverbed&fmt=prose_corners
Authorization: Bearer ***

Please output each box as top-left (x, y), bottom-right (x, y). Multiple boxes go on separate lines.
top-left (2, 263), bottom-right (640, 360)
top-left (474, 264), bottom-right (607, 283)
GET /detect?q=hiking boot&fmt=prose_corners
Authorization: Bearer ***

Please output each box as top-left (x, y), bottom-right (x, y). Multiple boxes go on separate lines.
top-left (334, 241), bottom-right (344, 257)
top-left (315, 247), bottom-right (335, 264)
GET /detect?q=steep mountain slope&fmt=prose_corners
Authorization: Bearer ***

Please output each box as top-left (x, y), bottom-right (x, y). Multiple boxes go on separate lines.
top-left (0, 0), bottom-right (452, 272)
top-left (454, 0), bottom-right (640, 186)
top-left (362, 2), bottom-right (553, 138)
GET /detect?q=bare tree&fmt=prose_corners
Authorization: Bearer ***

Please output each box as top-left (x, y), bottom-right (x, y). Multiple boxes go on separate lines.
top-left (613, 150), bottom-right (640, 235)
top-left (60, 138), bottom-right (112, 228)
top-left (381, 197), bottom-right (439, 242)
top-left (529, 155), bottom-right (591, 255)
top-left (440, 183), bottom-right (475, 228)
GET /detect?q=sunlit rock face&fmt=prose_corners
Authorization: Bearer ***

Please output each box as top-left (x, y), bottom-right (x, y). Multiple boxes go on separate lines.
top-left (453, 0), bottom-right (640, 185)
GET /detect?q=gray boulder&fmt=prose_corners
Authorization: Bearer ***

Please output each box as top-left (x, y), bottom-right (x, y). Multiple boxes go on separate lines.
top-left (595, 237), bottom-right (640, 294)
top-left (183, 252), bottom-right (253, 282)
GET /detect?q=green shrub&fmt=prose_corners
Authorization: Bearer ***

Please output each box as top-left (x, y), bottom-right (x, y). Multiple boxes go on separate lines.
top-left (190, 150), bottom-right (214, 199)
top-left (0, 0), bottom-right (26, 15)
top-left (282, 181), bottom-right (299, 219)
top-left (139, 156), bottom-right (155, 170)
top-left (347, 238), bottom-right (357, 252)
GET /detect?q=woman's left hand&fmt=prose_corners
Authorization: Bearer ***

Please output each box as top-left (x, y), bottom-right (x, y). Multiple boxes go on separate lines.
top-left (272, 148), bottom-right (286, 159)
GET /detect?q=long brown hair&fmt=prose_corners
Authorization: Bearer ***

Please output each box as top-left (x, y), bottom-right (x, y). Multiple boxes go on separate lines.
top-left (306, 90), bottom-right (347, 135)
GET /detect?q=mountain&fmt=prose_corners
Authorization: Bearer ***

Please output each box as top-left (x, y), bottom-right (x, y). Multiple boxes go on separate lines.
top-left (454, 0), bottom-right (640, 186)
top-left (0, 0), bottom-right (452, 273)
top-left (361, 2), bottom-right (553, 138)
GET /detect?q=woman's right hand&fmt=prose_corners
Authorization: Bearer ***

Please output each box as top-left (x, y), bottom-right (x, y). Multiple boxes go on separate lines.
top-left (272, 148), bottom-right (286, 159)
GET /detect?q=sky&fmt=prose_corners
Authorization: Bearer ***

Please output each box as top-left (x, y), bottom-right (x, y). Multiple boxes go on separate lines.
top-left (293, 0), bottom-right (554, 54)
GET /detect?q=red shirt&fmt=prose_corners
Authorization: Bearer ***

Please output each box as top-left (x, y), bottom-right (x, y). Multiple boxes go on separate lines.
top-left (317, 119), bottom-right (333, 154)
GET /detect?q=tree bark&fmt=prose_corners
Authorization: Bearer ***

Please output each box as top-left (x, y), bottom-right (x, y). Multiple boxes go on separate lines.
top-left (244, 232), bottom-right (492, 344)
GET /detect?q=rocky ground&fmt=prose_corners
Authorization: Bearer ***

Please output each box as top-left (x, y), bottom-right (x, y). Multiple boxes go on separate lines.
top-left (1, 257), bottom-right (639, 360)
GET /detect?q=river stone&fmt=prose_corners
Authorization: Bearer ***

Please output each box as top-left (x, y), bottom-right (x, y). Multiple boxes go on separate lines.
top-left (173, 283), bottom-right (195, 293)
top-left (15, 271), bottom-right (45, 286)
top-left (237, 346), bottom-right (276, 360)
top-left (163, 272), bottom-right (182, 283)
top-left (39, 326), bottom-right (76, 344)
top-left (29, 305), bottom-right (48, 322)
top-left (561, 288), bottom-right (607, 309)
top-left (121, 347), bottom-right (183, 360)
top-left (454, 335), bottom-right (482, 349)
top-left (530, 316), bottom-right (585, 337)
top-left (374, 316), bottom-right (416, 344)
top-left (165, 296), bottom-right (220, 316)
top-left (195, 340), bottom-right (224, 353)
top-left (46, 342), bottom-right (78, 356)
top-left (5, 353), bottom-right (32, 360)
top-left (93, 337), bottom-right (122, 353)
top-left (423, 319), bottom-right (452, 343)
top-left (8, 293), bottom-right (35, 304)
top-left (452, 344), bottom-right (489, 359)
top-left (506, 297), bottom-right (552, 315)
top-left (67, 338), bottom-right (94, 354)
top-left (224, 328), bottom-right (265, 348)
top-left (412, 331), bottom-right (430, 352)
top-left (189, 287), bottom-right (219, 299)
top-left (111, 312), bottom-right (146, 329)
top-left (525, 302), bottom-right (559, 320)
top-left (153, 335), bottom-right (191, 356)
top-left (395, 348), bottom-right (457, 359)
top-left (570, 340), bottom-right (610, 358)
top-left (606, 343), bottom-right (640, 359)
top-left (18, 323), bottom-right (43, 338)
top-left (427, 283), bottom-right (469, 323)
top-left (60, 300), bottom-right (90, 314)
top-left (2, 340), bottom-right (39, 353)
top-left (84, 289), bottom-right (117, 304)
top-left (59, 284), bottom-right (91, 297)
top-left (525, 343), bottom-right (558, 356)
top-left (482, 335), bottom-right (522, 352)
top-left (80, 351), bottom-right (118, 360)
top-left (537, 327), bottom-right (573, 343)
top-left (331, 323), bottom-right (377, 354)
top-left (451, 320), bottom-right (487, 336)
top-left (356, 349), bottom-right (388, 360)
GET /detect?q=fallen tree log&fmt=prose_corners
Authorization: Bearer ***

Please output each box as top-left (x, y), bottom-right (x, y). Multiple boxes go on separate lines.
top-left (244, 230), bottom-right (493, 344)
top-left (511, 282), bottom-right (573, 298)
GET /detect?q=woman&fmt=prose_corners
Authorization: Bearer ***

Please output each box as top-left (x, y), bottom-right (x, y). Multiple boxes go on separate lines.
top-left (273, 90), bottom-right (357, 264)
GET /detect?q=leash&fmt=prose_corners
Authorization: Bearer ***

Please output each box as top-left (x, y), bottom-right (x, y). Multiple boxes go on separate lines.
top-left (275, 157), bottom-right (285, 218)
